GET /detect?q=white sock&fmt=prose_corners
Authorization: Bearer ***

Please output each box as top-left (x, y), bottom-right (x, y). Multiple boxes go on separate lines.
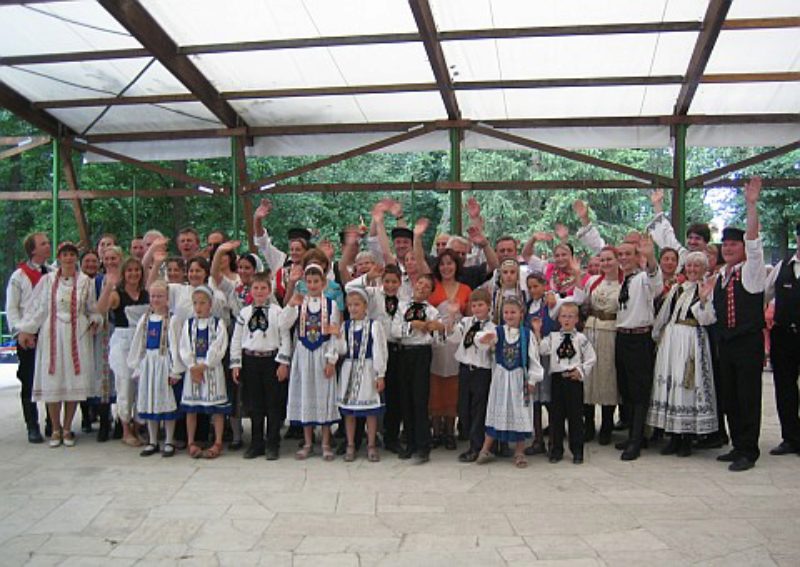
top-left (164, 420), bottom-right (175, 445)
top-left (147, 421), bottom-right (159, 446)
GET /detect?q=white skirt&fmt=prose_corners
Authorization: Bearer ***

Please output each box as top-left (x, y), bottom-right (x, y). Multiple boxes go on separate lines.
top-left (287, 342), bottom-right (339, 426)
top-left (485, 366), bottom-right (533, 441)
top-left (135, 348), bottom-right (179, 419)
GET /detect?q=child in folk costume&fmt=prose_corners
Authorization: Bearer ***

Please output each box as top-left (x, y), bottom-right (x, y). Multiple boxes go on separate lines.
top-left (483, 259), bottom-right (527, 325)
top-left (523, 273), bottom-right (559, 456)
top-left (535, 301), bottom-right (597, 464)
top-left (230, 273), bottom-right (291, 460)
top-left (647, 252), bottom-right (718, 457)
top-left (18, 243), bottom-right (103, 448)
top-left (280, 262), bottom-right (342, 461)
top-left (127, 280), bottom-right (180, 457)
top-left (448, 288), bottom-right (496, 462)
top-left (334, 287), bottom-right (388, 462)
top-left (571, 246), bottom-right (622, 446)
top-left (390, 273), bottom-right (444, 463)
top-left (177, 285), bottom-right (231, 459)
top-left (476, 297), bottom-right (544, 468)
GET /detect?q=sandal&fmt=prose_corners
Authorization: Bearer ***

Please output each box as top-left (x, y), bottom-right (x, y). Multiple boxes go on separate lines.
top-left (322, 444), bottom-right (335, 462)
top-left (122, 435), bottom-right (142, 448)
top-left (188, 443), bottom-right (203, 459)
top-left (161, 443), bottom-right (176, 458)
top-left (475, 450), bottom-right (494, 465)
top-left (367, 445), bottom-right (380, 463)
top-left (514, 454), bottom-right (528, 469)
top-left (202, 443), bottom-right (223, 460)
top-left (295, 444), bottom-right (313, 460)
top-left (343, 444), bottom-right (356, 462)
top-left (62, 431), bottom-right (76, 447)
top-left (49, 430), bottom-right (63, 448)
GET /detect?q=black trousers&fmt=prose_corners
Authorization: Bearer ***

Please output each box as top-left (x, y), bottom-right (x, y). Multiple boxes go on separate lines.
top-left (16, 344), bottom-right (39, 430)
top-left (615, 332), bottom-right (655, 406)
top-left (550, 372), bottom-right (584, 456)
top-left (241, 354), bottom-right (283, 450)
top-left (383, 344), bottom-right (402, 444)
top-left (399, 345), bottom-right (432, 453)
top-left (770, 326), bottom-right (800, 449)
top-left (719, 332), bottom-right (764, 462)
top-left (457, 364), bottom-right (492, 453)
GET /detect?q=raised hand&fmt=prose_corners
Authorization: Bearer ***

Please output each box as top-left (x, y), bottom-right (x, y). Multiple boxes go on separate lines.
top-left (554, 223), bottom-right (569, 242)
top-left (254, 199), bottom-right (272, 220)
top-left (533, 231), bottom-right (553, 242)
top-left (388, 199), bottom-right (404, 219)
top-left (467, 224), bottom-right (488, 247)
top-left (288, 292), bottom-right (304, 307)
top-left (466, 196), bottom-right (481, 219)
top-left (413, 217), bottom-right (430, 238)
top-left (545, 291), bottom-right (558, 309)
top-left (367, 262), bottom-right (384, 281)
top-left (218, 239), bottom-right (241, 253)
top-left (479, 331), bottom-right (496, 345)
top-left (530, 316), bottom-right (543, 337)
top-left (699, 274), bottom-right (718, 303)
top-left (650, 188), bottom-right (664, 207)
top-left (744, 176), bottom-right (762, 205)
top-left (638, 234), bottom-right (655, 260)
top-left (572, 199), bottom-right (589, 222)
top-left (288, 264), bottom-right (304, 284)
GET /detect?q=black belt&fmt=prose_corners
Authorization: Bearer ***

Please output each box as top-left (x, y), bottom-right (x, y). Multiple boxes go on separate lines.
top-left (398, 344), bottom-right (431, 351)
top-left (617, 326), bottom-right (652, 335)
top-left (460, 362), bottom-right (491, 372)
top-left (243, 348), bottom-right (278, 358)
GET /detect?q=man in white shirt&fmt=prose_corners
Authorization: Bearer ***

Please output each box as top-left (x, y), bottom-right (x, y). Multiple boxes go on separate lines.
top-left (5, 232), bottom-right (51, 443)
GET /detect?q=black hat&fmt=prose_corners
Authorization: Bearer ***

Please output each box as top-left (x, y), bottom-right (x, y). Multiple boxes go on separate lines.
top-left (721, 227), bottom-right (745, 242)
top-left (287, 227), bottom-right (312, 243)
top-left (795, 222), bottom-right (800, 236)
top-left (391, 227), bottom-right (414, 241)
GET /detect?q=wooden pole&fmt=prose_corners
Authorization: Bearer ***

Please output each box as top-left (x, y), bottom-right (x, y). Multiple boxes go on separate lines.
top-left (671, 124), bottom-right (688, 242)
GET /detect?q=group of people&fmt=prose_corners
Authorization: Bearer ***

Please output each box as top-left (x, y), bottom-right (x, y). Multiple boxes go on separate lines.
top-left (6, 176), bottom-right (800, 472)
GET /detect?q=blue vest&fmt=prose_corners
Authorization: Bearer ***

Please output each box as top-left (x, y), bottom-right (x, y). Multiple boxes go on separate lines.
top-left (343, 320), bottom-right (374, 360)
top-left (298, 297), bottom-right (334, 351)
top-left (495, 325), bottom-right (527, 372)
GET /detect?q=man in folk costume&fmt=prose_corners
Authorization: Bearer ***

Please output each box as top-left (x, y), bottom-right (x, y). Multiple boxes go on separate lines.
top-left (764, 222), bottom-right (800, 457)
top-left (5, 232), bottom-right (52, 443)
top-left (706, 177), bottom-right (766, 472)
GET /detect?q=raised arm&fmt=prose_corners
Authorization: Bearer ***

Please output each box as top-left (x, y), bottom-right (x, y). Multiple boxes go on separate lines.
top-left (337, 227), bottom-right (360, 286)
top-left (742, 176), bottom-right (766, 293)
top-left (467, 224), bottom-right (498, 274)
top-left (252, 199), bottom-right (287, 271)
top-left (413, 217), bottom-right (432, 275)
top-left (95, 270), bottom-right (120, 314)
top-left (573, 199), bottom-right (606, 254)
top-left (211, 240), bottom-right (240, 287)
top-left (147, 246), bottom-right (168, 289)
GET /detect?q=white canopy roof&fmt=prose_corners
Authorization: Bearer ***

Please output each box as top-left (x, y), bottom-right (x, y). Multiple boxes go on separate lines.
top-left (0, 0), bottom-right (798, 163)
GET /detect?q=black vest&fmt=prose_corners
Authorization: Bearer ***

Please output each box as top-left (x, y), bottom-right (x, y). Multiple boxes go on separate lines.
top-left (713, 267), bottom-right (765, 340)
top-left (774, 257), bottom-right (800, 328)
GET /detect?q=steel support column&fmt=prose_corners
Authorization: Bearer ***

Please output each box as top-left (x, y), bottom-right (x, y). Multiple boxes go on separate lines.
top-left (449, 128), bottom-right (462, 234)
top-left (231, 137), bottom-right (241, 241)
top-left (671, 124), bottom-right (688, 242)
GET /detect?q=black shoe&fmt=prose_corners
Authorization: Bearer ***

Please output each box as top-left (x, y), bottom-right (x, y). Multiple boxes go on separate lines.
top-left (81, 423), bottom-right (93, 434)
top-left (621, 444), bottom-right (641, 461)
top-left (161, 443), bottom-right (176, 458)
top-left (398, 449), bottom-right (413, 460)
top-left (660, 436), bottom-right (680, 456)
top-left (716, 449), bottom-right (739, 462)
top-left (444, 435), bottom-right (457, 450)
top-left (584, 425), bottom-right (596, 443)
top-left (229, 440), bottom-right (243, 451)
top-left (266, 448), bottom-right (280, 461)
top-left (430, 435), bottom-right (442, 449)
top-left (27, 428), bottom-right (44, 444)
top-left (524, 442), bottom-right (545, 456)
top-left (243, 445), bottom-right (265, 459)
top-left (44, 423), bottom-right (52, 438)
top-left (615, 440), bottom-right (629, 451)
top-left (549, 452), bottom-right (563, 464)
top-left (677, 437), bottom-right (692, 458)
top-left (597, 428), bottom-right (612, 446)
top-left (415, 451), bottom-right (430, 464)
top-left (769, 441), bottom-right (799, 456)
top-left (112, 419), bottom-right (123, 440)
top-left (139, 444), bottom-right (159, 457)
top-left (459, 450), bottom-right (478, 463)
top-left (695, 433), bottom-right (725, 450)
top-left (728, 457), bottom-right (755, 472)
top-left (384, 440), bottom-right (401, 454)
top-left (573, 452), bottom-right (584, 464)
top-left (97, 421), bottom-right (110, 443)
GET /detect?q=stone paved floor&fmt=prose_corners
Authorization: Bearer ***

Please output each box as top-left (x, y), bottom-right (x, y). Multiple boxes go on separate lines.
top-left (0, 371), bottom-right (798, 566)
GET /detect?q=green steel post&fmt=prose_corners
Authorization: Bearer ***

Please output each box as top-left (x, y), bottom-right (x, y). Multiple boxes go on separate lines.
top-left (132, 176), bottom-right (137, 240)
top-left (231, 138), bottom-right (240, 241)
top-left (672, 124), bottom-right (687, 242)
top-left (449, 128), bottom-right (462, 234)
top-left (51, 137), bottom-right (61, 251)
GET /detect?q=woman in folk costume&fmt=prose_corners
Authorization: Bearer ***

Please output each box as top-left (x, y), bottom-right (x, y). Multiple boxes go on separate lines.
top-left (280, 256), bottom-right (342, 461)
top-left (18, 242), bottom-right (103, 447)
top-left (647, 251), bottom-right (718, 457)
top-left (177, 285), bottom-right (230, 459)
top-left (483, 258), bottom-right (527, 326)
top-left (572, 246), bottom-right (623, 446)
top-left (477, 296), bottom-right (544, 468)
top-left (127, 280), bottom-right (180, 457)
top-left (334, 287), bottom-right (388, 462)
top-left (96, 256), bottom-right (150, 447)
top-left (524, 226), bottom-right (581, 298)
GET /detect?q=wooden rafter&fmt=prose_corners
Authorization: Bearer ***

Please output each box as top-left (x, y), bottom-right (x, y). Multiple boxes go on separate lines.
top-left (233, 136), bottom-right (256, 250)
top-left (469, 123), bottom-right (675, 187)
top-left (66, 140), bottom-right (223, 192)
top-left (408, 0), bottom-right (460, 119)
top-left (0, 136), bottom-right (50, 160)
top-left (0, 188), bottom-right (218, 201)
top-left (0, 81), bottom-right (70, 137)
top-left (244, 124), bottom-right (437, 193)
top-left (4, 17), bottom-right (799, 66)
top-left (687, 140), bottom-right (800, 186)
top-left (59, 144), bottom-right (91, 248)
top-left (674, 0), bottom-right (732, 116)
top-left (97, 0), bottom-right (244, 128)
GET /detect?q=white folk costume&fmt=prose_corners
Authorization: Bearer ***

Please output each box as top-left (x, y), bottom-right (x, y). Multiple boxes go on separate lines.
top-left (647, 281), bottom-right (718, 435)
top-left (573, 274), bottom-right (621, 405)
top-left (167, 283), bottom-right (228, 377)
top-left (128, 311), bottom-right (179, 420)
top-left (19, 270), bottom-right (102, 402)
top-left (88, 275), bottom-right (114, 404)
top-left (280, 295), bottom-right (341, 426)
top-left (108, 288), bottom-right (149, 422)
top-left (177, 316), bottom-right (230, 414)
top-left (335, 318), bottom-right (388, 416)
top-left (484, 325), bottom-right (544, 441)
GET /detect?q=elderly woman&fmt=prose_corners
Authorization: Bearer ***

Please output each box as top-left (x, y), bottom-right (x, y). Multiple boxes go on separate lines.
top-left (17, 243), bottom-right (103, 447)
top-left (647, 251), bottom-right (718, 457)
